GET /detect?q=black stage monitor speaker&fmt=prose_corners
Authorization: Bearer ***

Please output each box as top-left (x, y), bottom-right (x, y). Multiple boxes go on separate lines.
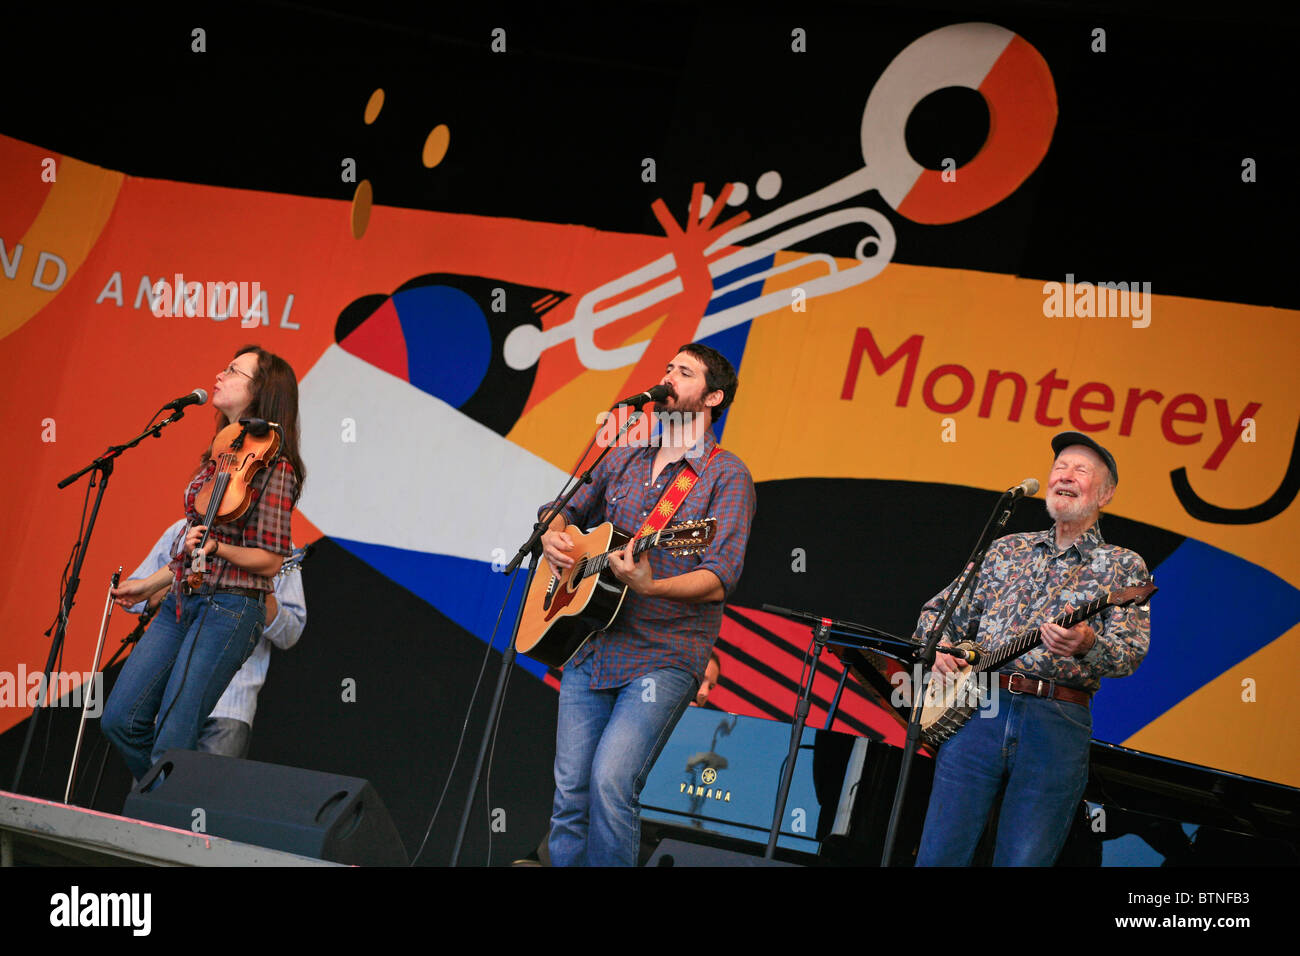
top-left (123, 750), bottom-right (408, 866)
top-left (646, 838), bottom-right (801, 867)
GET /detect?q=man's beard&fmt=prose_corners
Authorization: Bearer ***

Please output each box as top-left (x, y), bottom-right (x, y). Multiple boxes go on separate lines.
top-left (1046, 491), bottom-right (1097, 524)
top-left (653, 392), bottom-right (707, 428)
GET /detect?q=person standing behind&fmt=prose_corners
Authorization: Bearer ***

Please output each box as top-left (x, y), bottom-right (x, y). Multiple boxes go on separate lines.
top-left (692, 651), bottom-right (721, 708)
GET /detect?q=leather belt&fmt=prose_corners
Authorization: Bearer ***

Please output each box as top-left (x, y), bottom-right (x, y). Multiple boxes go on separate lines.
top-left (999, 672), bottom-right (1092, 707)
top-left (182, 584), bottom-right (266, 604)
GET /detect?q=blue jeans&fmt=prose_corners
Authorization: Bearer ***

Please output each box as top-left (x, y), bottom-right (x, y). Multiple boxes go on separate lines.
top-left (549, 657), bottom-right (698, 866)
top-left (915, 689), bottom-right (1092, 866)
top-left (103, 591), bottom-right (264, 781)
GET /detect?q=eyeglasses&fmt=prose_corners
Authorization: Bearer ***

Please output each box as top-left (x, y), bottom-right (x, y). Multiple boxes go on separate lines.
top-left (218, 363), bottom-right (254, 381)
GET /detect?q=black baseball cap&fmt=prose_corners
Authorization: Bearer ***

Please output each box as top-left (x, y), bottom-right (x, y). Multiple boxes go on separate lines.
top-left (1051, 432), bottom-right (1118, 486)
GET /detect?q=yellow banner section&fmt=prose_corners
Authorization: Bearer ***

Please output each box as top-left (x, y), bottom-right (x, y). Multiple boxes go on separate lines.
top-left (723, 256), bottom-right (1300, 589)
top-left (1133, 622), bottom-right (1299, 787)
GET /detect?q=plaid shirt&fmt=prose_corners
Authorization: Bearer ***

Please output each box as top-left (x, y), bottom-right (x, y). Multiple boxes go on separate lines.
top-left (539, 428), bottom-right (755, 689)
top-left (170, 457), bottom-right (297, 593)
top-left (915, 522), bottom-right (1151, 693)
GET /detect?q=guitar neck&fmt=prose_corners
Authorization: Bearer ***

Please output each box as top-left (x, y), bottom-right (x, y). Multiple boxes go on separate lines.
top-left (581, 534), bottom-right (658, 580)
top-left (976, 593), bottom-right (1113, 672)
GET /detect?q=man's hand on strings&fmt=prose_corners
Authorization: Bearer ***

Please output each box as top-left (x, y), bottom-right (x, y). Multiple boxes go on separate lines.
top-left (932, 640), bottom-right (971, 677)
top-left (541, 529), bottom-right (575, 577)
top-left (1040, 611), bottom-right (1097, 657)
top-left (608, 539), bottom-right (655, 596)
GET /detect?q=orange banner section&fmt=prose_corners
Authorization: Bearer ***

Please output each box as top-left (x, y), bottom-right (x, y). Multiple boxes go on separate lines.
top-left (1, 150), bottom-right (124, 342)
top-left (0, 132), bottom-right (665, 734)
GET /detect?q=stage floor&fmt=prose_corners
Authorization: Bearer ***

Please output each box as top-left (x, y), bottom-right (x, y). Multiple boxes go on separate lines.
top-left (0, 790), bottom-right (341, 867)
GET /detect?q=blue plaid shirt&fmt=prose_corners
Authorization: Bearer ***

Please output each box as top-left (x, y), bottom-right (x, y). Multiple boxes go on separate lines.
top-left (539, 428), bottom-right (756, 689)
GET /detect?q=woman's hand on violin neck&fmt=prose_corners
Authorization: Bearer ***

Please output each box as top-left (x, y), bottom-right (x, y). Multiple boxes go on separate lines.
top-left (185, 525), bottom-right (218, 557)
top-left (184, 524), bottom-right (283, 577)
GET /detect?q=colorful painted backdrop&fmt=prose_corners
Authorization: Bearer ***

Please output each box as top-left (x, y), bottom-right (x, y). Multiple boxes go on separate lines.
top-left (2, 15), bottom-right (1297, 795)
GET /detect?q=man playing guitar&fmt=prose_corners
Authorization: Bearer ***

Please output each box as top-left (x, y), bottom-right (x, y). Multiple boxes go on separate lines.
top-left (914, 433), bottom-right (1152, 866)
top-left (538, 343), bottom-right (756, 866)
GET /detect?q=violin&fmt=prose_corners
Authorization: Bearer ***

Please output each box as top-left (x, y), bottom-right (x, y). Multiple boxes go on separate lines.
top-left (187, 418), bottom-right (282, 588)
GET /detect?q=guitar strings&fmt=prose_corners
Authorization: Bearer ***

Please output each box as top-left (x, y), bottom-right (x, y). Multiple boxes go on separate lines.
top-left (582, 522), bottom-right (711, 577)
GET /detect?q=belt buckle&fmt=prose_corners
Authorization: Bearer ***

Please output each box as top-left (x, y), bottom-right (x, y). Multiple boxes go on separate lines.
top-left (1007, 673), bottom-right (1052, 698)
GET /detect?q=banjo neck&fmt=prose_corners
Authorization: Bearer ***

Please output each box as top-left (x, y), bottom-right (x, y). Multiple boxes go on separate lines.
top-left (974, 585), bottom-right (1155, 673)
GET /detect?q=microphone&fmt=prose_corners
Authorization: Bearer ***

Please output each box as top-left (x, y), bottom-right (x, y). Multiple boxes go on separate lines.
top-left (239, 417), bottom-right (272, 437)
top-left (612, 384), bottom-right (672, 407)
top-left (1006, 478), bottom-right (1039, 498)
top-left (164, 388), bottom-right (208, 411)
top-left (938, 643), bottom-right (981, 665)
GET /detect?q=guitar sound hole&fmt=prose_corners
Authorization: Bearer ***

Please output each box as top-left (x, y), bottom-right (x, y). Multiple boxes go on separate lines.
top-left (567, 558), bottom-right (587, 591)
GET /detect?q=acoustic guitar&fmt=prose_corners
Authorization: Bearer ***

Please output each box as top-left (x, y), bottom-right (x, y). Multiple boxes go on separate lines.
top-left (516, 518), bottom-right (716, 668)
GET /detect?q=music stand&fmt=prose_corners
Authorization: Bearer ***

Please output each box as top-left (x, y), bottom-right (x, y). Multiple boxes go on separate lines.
top-left (755, 605), bottom-right (911, 859)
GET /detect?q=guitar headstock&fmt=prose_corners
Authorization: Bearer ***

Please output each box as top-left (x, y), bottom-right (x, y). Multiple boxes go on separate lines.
top-left (657, 518), bottom-right (717, 555)
top-left (1108, 583), bottom-right (1157, 607)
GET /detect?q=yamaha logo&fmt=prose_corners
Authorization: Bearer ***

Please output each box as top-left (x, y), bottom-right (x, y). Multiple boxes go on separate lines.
top-left (680, 765), bottom-right (731, 802)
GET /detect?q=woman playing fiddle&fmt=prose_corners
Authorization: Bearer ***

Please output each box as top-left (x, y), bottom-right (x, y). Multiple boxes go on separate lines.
top-left (102, 345), bottom-right (307, 781)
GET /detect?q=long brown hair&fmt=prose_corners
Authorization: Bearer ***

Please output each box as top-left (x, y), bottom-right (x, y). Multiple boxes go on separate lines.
top-left (194, 344), bottom-right (307, 501)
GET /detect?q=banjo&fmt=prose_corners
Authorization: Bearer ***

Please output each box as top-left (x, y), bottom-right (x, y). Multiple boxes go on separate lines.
top-left (919, 583), bottom-right (1156, 748)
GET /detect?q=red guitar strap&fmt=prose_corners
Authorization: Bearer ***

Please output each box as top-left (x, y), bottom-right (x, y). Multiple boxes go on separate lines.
top-left (635, 446), bottom-right (721, 540)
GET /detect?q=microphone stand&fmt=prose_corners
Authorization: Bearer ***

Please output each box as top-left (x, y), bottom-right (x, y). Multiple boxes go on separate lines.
top-left (765, 615), bottom-right (830, 859)
top-left (448, 407), bottom-right (649, 865)
top-left (757, 605), bottom-right (906, 858)
top-left (878, 489), bottom-right (1028, 866)
top-left (11, 406), bottom-right (191, 795)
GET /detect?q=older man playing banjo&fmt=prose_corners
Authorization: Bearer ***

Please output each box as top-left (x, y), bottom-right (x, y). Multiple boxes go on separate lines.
top-left (913, 432), bottom-right (1152, 866)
